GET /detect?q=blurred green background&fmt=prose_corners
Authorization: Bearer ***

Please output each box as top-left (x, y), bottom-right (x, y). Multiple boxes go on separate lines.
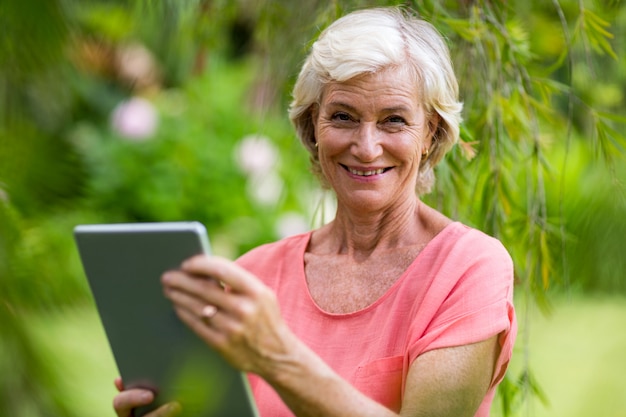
top-left (1, 0), bottom-right (625, 416)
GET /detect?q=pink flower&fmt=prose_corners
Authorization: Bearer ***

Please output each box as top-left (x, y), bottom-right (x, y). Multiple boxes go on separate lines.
top-left (110, 97), bottom-right (158, 140)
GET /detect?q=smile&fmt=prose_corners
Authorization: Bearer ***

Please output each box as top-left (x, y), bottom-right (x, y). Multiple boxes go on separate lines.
top-left (342, 165), bottom-right (391, 177)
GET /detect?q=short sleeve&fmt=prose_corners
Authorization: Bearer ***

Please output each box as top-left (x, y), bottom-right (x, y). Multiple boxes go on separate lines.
top-left (408, 229), bottom-right (517, 387)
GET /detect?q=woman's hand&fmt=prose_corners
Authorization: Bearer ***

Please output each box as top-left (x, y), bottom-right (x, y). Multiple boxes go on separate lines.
top-left (161, 255), bottom-right (297, 380)
top-left (112, 377), bottom-right (181, 417)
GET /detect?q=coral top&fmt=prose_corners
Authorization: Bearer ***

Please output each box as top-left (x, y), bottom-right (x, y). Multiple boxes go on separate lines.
top-left (236, 222), bottom-right (517, 417)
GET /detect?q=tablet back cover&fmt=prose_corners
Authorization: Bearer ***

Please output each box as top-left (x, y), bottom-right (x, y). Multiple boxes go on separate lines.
top-left (74, 222), bottom-right (259, 417)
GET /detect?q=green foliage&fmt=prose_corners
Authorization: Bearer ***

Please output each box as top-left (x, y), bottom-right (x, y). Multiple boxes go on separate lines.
top-left (575, 8), bottom-right (618, 60)
top-left (0, 204), bottom-right (79, 416)
top-left (1, 0), bottom-right (625, 416)
top-left (496, 367), bottom-right (550, 416)
top-left (408, 2), bottom-right (625, 413)
top-left (73, 58), bottom-right (313, 254)
top-left (0, 306), bottom-right (75, 417)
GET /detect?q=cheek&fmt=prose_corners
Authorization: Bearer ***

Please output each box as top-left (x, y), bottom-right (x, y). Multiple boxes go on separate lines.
top-left (316, 125), bottom-right (348, 154)
top-left (390, 134), bottom-right (422, 160)
top-left (313, 126), bottom-right (339, 178)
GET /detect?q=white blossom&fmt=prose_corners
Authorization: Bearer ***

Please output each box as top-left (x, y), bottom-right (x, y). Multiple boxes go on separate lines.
top-left (247, 172), bottom-right (283, 207)
top-left (110, 97), bottom-right (158, 140)
top-left (275, 212), bottom-right (310, 238)
top-left (235, 134), bottom-right (279, 176)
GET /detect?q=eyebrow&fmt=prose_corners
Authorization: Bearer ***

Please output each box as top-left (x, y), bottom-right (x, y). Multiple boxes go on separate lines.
top-left (325, 101), bottom-right (412, 114)
top-left (325, 101), bottom-right (357, 112)
top-left (380, 105), bottom-right (413, 114)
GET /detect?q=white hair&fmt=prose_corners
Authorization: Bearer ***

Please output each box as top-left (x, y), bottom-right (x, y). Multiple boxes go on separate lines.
top-left (289, 7), bottom-right (463, 195)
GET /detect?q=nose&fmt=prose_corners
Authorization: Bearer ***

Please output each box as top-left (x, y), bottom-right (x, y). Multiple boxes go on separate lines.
top-left (352, 122), bottom-right (383, 162)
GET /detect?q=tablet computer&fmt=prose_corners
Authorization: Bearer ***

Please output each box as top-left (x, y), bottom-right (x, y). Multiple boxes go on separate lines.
top-left (74, 221), bottom-right (259, 417)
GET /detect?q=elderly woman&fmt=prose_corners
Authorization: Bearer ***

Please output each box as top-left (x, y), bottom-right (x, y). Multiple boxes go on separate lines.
top-left (114, 7), bottom-right (516, 417)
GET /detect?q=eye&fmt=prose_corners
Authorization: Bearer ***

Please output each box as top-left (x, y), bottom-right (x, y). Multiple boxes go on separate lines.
top-left (380, 115), bottom-right (407, 132)
top-left (385, 115), bottom-right (406, 124)
top-left (331, 112), bottom-right (352, 122)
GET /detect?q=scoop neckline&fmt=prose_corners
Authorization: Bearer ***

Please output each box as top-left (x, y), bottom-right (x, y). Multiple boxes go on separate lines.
top-left (299, 221), bottom-right (464, 318)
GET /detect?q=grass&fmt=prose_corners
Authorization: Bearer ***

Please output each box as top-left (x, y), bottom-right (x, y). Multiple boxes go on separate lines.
top-left (492, 294), bottom-right (626, 417)
top-left (26, 294), bottom-right (626, 417)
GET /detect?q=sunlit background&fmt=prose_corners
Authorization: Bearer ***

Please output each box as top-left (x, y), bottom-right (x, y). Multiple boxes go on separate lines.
top-left (1, 1), bottom-right (625, 416)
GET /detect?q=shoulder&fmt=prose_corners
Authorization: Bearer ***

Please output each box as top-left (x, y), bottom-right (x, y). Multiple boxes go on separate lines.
top-left (422, 222), bottom-right (514, 301)
top-left (437, 222), bottom-right (512, 267)
top-left (407, 222), bottom-right (516, 357)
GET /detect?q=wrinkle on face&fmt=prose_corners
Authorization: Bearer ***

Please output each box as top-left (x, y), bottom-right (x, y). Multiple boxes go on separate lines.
top-left (312, 68), bottom-right (432, 215)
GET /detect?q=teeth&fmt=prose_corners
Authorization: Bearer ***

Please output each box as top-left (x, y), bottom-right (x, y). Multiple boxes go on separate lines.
top-left (349, 168), bottom-right (385, 176)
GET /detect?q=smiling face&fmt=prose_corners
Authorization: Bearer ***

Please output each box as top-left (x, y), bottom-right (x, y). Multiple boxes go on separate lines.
top-left (312, 68), bottom-right (435, 213)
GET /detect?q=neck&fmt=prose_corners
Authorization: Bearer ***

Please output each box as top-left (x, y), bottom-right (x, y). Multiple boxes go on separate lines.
top-left (330, 197), bottom-right (423, 258)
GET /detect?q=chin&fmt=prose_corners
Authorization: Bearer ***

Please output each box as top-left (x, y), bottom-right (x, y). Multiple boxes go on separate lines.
top-left (337, 191), bottom-right (394, 211)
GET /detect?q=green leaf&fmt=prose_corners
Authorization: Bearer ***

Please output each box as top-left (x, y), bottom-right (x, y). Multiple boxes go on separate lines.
top-left (596, 111), bottom-right (626, 125)
top-left (591, 111), bottom-right (626, 164)
top-left (443, 17), bottom-right (484, 42)
top-left (578, 8), bottom-right (618, 59)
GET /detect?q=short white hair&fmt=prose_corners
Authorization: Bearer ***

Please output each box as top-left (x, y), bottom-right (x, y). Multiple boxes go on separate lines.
top-left (289, 7), bottom-right (463, 195)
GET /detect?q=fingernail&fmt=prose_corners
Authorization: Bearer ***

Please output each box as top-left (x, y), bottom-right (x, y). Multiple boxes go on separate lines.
top-left (140, 391), bottom-right (153, 402)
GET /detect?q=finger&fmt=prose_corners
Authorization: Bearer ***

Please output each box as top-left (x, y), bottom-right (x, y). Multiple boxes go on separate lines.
top-left (181, 255), bottom-right (265, 295)
top-left (163, 279), bottom-right (208, 313)
top-left (113, 389), bottom-right (154, 417)
top-left (166, 276), bottom-right (260, 328)
top-left (164, 266), bottom-right (222, 284)
top-left (162, 268), bottom-right (222, 287)
top-left (174, 303), bottom-right (228, 349)
top-left (162, 270), bottom-right (223, 300)
top-left (163, 276), bottom-right (237, 328)
top-left (114, 377), bottom-right (124, 392)
top-left (146, 402), bottom-right (182, 417)
top-left (162, 270), bottom-right (237, 315)
top-left (163, 272), bottom-right (237, 337)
